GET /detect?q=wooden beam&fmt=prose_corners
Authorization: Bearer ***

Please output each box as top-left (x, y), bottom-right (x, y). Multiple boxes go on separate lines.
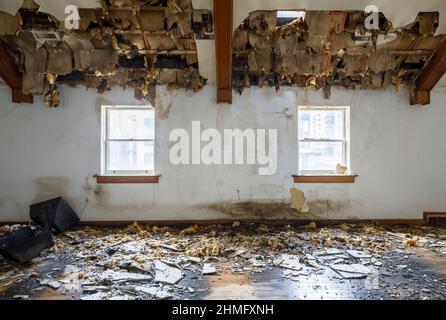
top-left (412, 37), bottom-right (446, 105)
top-left (12, 89), bottom-right (34, 104)
top-left (213, 0), bottom-right (233, 103)
top-left (0, 45), bottom-right (33, 104)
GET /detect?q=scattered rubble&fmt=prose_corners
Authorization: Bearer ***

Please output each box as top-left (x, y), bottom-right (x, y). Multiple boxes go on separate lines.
top-left (0, 221), bottom-right (445, 300)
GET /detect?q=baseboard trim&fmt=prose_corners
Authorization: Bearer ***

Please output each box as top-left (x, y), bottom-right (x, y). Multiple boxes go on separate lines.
top-left (0, 219), bottom-right (428, 227)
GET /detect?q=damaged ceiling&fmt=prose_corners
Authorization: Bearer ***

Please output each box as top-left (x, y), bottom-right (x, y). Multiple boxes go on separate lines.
top-left (0, 0), bottom-right (213, 106)
top-left (232, 10), bottom-right (446, 95)
top-left (1, 0), bottom-right (446, 106)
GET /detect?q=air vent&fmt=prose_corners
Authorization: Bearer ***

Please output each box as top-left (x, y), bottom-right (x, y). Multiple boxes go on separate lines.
top-left (424, 212), bottom-right (446, 226)
top-left (31, 30), bottom-right (62, 46)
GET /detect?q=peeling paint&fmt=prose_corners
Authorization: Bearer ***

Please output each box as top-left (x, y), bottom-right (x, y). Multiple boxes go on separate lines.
top-left (290, 188), bottom-right (310, 213)
top-left (155, 92), bottom-right (174, 120)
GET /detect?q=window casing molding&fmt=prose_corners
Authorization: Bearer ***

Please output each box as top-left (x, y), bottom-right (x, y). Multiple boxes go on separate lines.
top-left (101, 105), bottom-right (156, 177)
top-left (297, 106), bottom-right (351, 176)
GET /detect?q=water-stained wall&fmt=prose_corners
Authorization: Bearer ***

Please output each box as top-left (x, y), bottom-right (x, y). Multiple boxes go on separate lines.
top-left (1, 85), bottom-right (446, 221)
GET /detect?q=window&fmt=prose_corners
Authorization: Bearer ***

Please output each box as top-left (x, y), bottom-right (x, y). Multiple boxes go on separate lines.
top-left (298, 106), bottom-right (350, 175)
top-left (102, 105), bottom-right (155, 175)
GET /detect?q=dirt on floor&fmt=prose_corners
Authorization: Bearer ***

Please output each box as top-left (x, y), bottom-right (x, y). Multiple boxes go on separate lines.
top-left (0, 222), bottom-right (445, 300)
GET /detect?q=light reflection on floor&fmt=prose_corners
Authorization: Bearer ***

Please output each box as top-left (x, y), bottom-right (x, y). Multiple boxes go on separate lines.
top-left (204, 266), bottom-right (387, 300)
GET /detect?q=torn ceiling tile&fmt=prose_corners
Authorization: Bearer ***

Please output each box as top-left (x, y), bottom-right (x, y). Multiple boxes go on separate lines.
top-left (167, 12), bottom-right (193, 37)
top-left (146, 34), bottom-right (176, 51)
top-left (0, 0), bottom-right (213, 104)
top-left (0, 12), bottom-right (21, 35)
top-left (74, 49), bottom-right (119, 73)
top-left (233, 10), bottom-right (446, 94)
top-left (46, 43), bottom-right (73, 75)
top-left (139, 10), bottom-right (165, 32)
top-left (413, 12), bottom-right (439, 36)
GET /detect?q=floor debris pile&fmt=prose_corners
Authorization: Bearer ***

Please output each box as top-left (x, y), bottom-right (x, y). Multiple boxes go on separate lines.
top-left (0, 222), bottom-right (445, 300)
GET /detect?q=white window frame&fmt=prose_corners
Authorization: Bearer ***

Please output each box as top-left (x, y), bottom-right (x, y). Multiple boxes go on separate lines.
top-left (298, 106), bottom-right (351, 175)
top-left (101, 105), bottom-right (155, 176)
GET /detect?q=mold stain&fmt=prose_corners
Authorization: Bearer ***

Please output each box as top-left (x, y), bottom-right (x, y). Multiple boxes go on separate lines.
top-left (198, 200), bottom-right (318, 220)
top-left (196, 196), bottom-right (351, 220)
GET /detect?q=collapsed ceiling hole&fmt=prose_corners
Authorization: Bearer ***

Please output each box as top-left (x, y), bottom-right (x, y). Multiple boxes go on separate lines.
top-left (277, 11), bottom-right (306, 26)
top-left (232, 10), bottom-right (445, 96)
top-left (0, 0), bottom-right (213, 107)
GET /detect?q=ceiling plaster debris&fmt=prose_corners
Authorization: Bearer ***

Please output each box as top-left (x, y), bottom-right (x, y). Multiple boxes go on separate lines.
top-left (0, 0), bottom-right (213, 107)
top-left (1, 222), bottom-right (445, 300)
top-left (232, 10), bottom-right (446, 96)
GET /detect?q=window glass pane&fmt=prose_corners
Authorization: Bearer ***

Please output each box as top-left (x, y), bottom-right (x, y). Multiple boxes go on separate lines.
top-left (299, 141), bottom-right (344, 172)
top-left (107, 141), bottom-right (154, 172)
top-left (108, 109), bottom-right (154, 140)
top-left (299, 109), bottom-right (344, 140)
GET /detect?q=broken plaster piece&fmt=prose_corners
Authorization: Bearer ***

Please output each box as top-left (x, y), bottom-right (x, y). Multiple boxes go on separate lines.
top-left (202, 263), bottom-right (217, 275)
top-left (134, 286), bottom-right (172, 300)
top-left (154, 260), bottom-right (183, 285)
top-left (330, 264), bottom-right (372, 279)
top-left (100, 270), bottom-right (152, 283)
top-left (279, 254), bottom-right (303, 271)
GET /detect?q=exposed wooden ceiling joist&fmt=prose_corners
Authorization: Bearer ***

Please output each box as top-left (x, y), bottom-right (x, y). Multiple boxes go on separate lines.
top-left (412, 38), bottom-right (446, 105)
top-left (0, 45), bottom-right (33, 104)
top-left (214, 0), bottom-right (233, 103)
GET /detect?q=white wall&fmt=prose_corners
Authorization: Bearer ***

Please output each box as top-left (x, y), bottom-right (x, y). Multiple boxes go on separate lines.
top-left (0, 85), bottom-right (446, 222)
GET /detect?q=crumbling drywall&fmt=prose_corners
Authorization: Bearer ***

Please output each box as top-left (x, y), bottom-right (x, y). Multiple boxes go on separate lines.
top-left (0, 0), bottom-right (213, 107)
top-left (232, 10), bottom-right (445, 95)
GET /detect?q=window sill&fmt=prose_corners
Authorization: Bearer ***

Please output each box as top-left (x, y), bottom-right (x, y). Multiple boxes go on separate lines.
top-left (293, 174), bottom-right (358, 184)
top-left (96, 175), bottom-right (161, 184)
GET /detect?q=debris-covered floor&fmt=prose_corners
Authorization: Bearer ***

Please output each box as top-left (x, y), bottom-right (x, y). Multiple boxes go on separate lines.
top-left (0, 222), bottom-right (445, 300)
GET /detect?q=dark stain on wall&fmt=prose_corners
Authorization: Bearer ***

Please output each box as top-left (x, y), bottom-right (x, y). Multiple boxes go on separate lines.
top-left (33, 176), bottom-right (70, 202)
top-left (198, 200), bottom-right (314, 219)
top-left (198, 198), bottom-right (351, 220)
